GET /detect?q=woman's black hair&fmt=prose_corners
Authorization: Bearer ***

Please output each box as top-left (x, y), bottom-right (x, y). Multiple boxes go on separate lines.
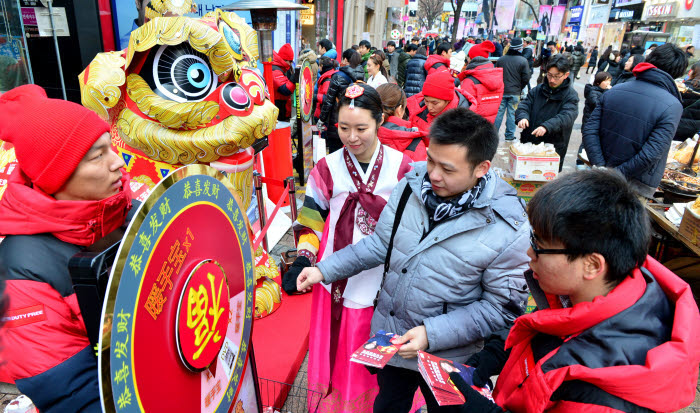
top-left (337, 83), bottom-right (383, 126)
top-left (342, 48), bottom-right (362, 68)
top-left (626, 54), bottom-right (645, 72)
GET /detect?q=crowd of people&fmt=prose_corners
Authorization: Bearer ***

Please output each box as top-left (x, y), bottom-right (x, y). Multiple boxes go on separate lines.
top-left (273, 35), bottom-right (700, 413)
top-left (1, 31), bottom-right (699, 413)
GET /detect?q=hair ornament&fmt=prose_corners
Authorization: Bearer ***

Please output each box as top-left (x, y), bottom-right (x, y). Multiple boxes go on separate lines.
top-left (345, 84), bottom-right (364, 109)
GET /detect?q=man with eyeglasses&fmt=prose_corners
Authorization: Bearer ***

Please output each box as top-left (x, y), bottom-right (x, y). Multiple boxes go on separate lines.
top-left (515, 54), bottom-right (578, 171)
top-left (446, 168), bottom-right (700, 413)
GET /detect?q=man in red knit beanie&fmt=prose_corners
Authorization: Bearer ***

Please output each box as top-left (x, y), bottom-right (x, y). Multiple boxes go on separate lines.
top-left (406, 70), bottom-right (478, 133)
top-left (272, 43), bottom-right (297, 121)
top-left (0, 85), bottom-right (132, 412)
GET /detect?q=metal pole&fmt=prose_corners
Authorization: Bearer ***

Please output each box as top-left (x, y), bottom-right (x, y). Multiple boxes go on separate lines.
top-left (253, 172), bottom-right (269, 252)
top-left (47, 0), bottom-right (67, 100)
top-left (14, 0), bottom-right (34, 84)
top-left (286, 176), bottom-right (298, 222)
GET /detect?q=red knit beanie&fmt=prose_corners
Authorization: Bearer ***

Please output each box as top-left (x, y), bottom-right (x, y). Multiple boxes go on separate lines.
top-left (0, 85), bottom-right (110, 194)
top-left (278, 43), bottom-right (294, 61)
top-left (469, 41), bottom-right (496, 59)
top-left (468, 44), bottom-right (489, 59)
top-left (423, 71), bottom-right (455, 101)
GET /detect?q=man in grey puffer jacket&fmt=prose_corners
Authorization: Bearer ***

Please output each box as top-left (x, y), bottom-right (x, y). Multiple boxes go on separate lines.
top-left (298, 108), bottom-right (530, 413)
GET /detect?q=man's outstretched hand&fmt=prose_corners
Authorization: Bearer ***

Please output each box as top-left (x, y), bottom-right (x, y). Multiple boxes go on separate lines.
top-left (296, 267), bottom-right (324, 292)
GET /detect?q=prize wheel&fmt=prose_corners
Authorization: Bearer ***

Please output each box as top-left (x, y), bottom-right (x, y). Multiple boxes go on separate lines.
top-left (99, 164), bottom-right (256, 412)
top-left (299, 59), bottom-right (314, 123)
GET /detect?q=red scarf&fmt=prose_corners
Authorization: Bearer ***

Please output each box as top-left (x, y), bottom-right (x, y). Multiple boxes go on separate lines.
top-left (0, 169), bottom-right (132, 246)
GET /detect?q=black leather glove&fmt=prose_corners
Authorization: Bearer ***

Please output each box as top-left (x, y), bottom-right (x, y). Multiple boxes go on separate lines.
top-left (449, 372), bottom-right (504, 413)
top-left (465, 329), bottom-right (510, 388)
top-left (281, 256), bottom-right (312, 294)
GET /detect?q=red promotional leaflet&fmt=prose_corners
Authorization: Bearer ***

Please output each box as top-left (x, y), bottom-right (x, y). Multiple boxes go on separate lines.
top-left (349, 330), bottom-right (402, 368)
top-left (417, 351), bottom-right (494, 406)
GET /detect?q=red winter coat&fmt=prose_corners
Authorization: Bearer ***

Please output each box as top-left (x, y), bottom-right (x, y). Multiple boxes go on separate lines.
top-left (378, 116), bottom-right (428, 161)
top-left (458, 60), bottom-right (504, 123)
top-left (0, 170), bottom-right (132, 412)
top-left (424, 54), bottom-right (451, 75)
top-left (272, 51), bottom-right (296, 119)
top-left (315, 69), bottom-right (337, 119)
top-left (406, 89), bottom-right (478, 133)
top-left (494, 256), bottom-right (700, 413)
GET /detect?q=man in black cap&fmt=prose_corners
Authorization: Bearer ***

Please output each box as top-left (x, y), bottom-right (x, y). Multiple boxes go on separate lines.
top-left (494, 37), bottom-right (530, 141)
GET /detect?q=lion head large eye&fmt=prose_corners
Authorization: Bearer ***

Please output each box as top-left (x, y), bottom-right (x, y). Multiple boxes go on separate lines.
top-left (140, 43), bottom-right (218, 102)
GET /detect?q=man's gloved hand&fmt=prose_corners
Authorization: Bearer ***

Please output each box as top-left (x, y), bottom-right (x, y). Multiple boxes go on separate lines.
top-left (465, 332), bottom-right (509, 388)
top-left (316, 120), bottom-right (327, 132)
top-left (281, 256), bottom-right (312, 294)
top-left (449, 372), bottom-right (504, 413)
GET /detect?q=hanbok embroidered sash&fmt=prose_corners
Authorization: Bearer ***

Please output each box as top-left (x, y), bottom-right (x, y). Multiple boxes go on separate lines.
top-left (330, 145), bottom-right (386, 321)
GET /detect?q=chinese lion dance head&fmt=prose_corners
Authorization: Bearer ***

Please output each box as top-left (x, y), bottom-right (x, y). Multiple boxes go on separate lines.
top-left (78, 9), bottom-right (278, 195)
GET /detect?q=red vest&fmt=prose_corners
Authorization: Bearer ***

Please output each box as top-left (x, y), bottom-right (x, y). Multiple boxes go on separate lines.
top-left (494, 257), bottom-right (700, 412)
top-left (315, 69), bottom-right (337, 119)
top-left (459, 64), bottom-right (504, 123)
top-left (378, 116), bottom-right (428, 161)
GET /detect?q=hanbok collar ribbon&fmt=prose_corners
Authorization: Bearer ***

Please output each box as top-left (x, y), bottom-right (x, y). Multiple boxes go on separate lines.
top-left (330, 145), bottom-right (385, 320)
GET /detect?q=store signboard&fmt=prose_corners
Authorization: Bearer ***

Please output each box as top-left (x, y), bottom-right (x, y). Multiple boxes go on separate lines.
top-left (677, 0), bottom-right (700, 17)
top-left (589, 4), bottom-right (612, 25)
top-left (644, 2), bottom-right (677, 18)
top-left (569, 6), bottom-right (584, 23)
top-left (615, 0), bottom-right (643, 6)
top-left (300, 4), bottom-right (314, 25)
top-left (110, 1), bottom-right (252, 50)
top-left (609, 8), bottom-right (636, 19)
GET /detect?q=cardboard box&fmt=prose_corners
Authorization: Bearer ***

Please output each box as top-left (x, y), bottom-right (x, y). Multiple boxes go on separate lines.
top-left (500, 174), bottom-right (547, 202)
top-left (509, 146), bottom-right (559, 182)
top-left (679, 206), bottom-right (700, 246)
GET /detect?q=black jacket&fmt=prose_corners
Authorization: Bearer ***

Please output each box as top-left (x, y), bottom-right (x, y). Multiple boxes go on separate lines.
top-left (404, 53), bottom-right (428, 97)
top-left (571, 51), bottom-right (585, 72)
top-left (599, 59), bottom-right (622, 79)
top-left (521, 47), bottom-right (534, 70)
top-left (515, 77), bottom-right (579, 168)
top-left (397, 52), bottom-right (412, 87)
top-left (582, 66), bottom-right (683, 193)
top-left (496, 49), bottom-right (530, 95)
top-left (675, 83), bottom-right (700, 141)
top-left (318, 66), bottom-right (363, 144)
top-left (319, 66), bottom-right (361, 124)
top-left (675, 98), bottom-right (700, 141)
top-left (587, 50), bottom-right (598, 65)
top-left (612, 71), bottom-right (634, 86)
top-left (582, 84), bottom-right (606, 128)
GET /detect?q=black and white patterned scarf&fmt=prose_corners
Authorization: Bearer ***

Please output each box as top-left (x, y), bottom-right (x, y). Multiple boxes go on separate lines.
top-left (421, 172), bottom-right (490, 230)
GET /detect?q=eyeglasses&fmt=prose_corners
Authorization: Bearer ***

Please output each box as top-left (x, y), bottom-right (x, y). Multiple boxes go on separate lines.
top-left (529, 230), bottom-right (573, 257)
top-left (546, 72), bottom-right (565, 80)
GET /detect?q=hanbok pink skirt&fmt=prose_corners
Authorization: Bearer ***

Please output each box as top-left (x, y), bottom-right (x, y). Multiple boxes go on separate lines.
top-left (307, 285), bottom-right (424, 412)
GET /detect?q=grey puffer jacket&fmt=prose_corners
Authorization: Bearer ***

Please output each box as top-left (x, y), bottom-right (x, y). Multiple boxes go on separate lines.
top-left (318, 164), bottom-right (531, 371)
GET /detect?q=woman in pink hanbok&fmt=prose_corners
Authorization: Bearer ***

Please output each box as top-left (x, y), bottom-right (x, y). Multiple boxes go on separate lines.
top-left (288, 84), bottom-right (421, 412)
